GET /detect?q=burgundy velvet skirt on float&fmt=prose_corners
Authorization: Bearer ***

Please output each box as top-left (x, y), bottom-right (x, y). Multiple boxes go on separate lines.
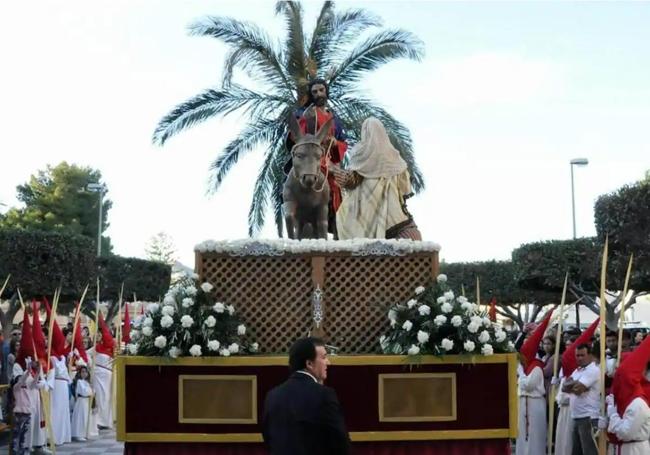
top-left (124, 439), bottom-right (511, 455)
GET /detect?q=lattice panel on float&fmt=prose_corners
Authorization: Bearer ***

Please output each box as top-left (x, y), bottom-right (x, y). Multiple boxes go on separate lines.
top-left (200, 256), bottom-right (314, 354)
top-left (324, 255), bottom-right (436, 353)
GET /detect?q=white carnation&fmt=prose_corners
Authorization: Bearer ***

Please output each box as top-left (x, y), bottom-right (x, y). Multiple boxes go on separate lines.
top-left (415, 286), bottom-right (425, 295)
top-left (127, 343), bottom-right (138, 355)
top-left (402, 320), bottom-right (413, 332)
top-left (146, 303), bottom-right (160, 314)
top-left (185, 286), bottom-right (197, 296)
top-left (418, 304), bottom-right (431, 316)
top-left (189, 344), bottom-right (202, 357)
top-left (478, 330), bottom-right (491, 343)
top-left (228, 343), bottom-right (239, 354)
top-left (181, 315), bottom-right (194, 328)
top-left (443, 291), bottom-right (455, 301)
top-left (250, 342), bottom-right (259, 352)
top-left (213, 302), bottom-right (225, 313)
top-left (163, 295), bottom-right (175, 306)
top-left (154, 335), bottom-right (167, 349)
top-left (451, 315), bottom-right (463, 327)
top-left (407, 299), bottom-right (418, 309)
top-left (160, 315), bottom-right (174, 328)
top-left (182, 297), bottom-right (194, 308)
top-left (457, 296), bottom-right (468, 304)
top-left (219, 348), bottom-right (231, 357)
top-left (463, 340), bottom-right (476, 352)
top-left (207, 340), bottom-right (221, 351)
top-left (467, 322), bottom-right (480, 333)
top-left (441, 338), bottom-right (454, 351)
top-left (142, 326), bottom-right (153, 337)
top-left (482, 317), bottom-right (492, 327)
top-left (237, 324), bottom-right (246, 335)
top-left (407, 344), bottom-right (420, 355)
top-left (434, 315), bottom-right (447, 326)
top-left (461, 301), bottom-right (472, 312)
top-left (161, 305), bottom-right (175, 316)
top-left (204, 316), bottom-right (216, 328)
top-left (495, 330), bottom-right (507, 342)
top-left (227, 304), bottom-right (235, 315)
top-left (508, 341), bottom-right (515, 351)
top-left (470, 316), bottom-right (483, 326)
top-left (131, 329), bottom-right (141, 340)
top-left (143, 317), bottom-right (153, 327)
top-left (168, 346), bottom-right (181, 358)
top-left (437, 296), bottom-right (446, 304)
top-left (481, 343), bottom-right (494, 356)
top-left (436, 274), bottom-right (448, 283)
top-left (388, 309), bottom-right (397, 322)
top-left (441, 302), bottom-right (453, 314)
top-left (200, 282), bottom-right (214, 293)
top-left (417, 330), bottom-right (430, 344)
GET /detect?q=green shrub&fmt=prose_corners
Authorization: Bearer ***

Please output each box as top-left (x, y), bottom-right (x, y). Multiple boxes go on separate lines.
top-left (96, 255), bottom-right (171, 302)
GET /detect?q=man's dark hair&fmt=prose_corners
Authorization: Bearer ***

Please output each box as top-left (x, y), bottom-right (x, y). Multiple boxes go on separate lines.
top-left (306, 78), bottom-right (329, 105)
top-left (622, 330), bottom-right (632, 340)
top-left (606, 330), bottom-right (617, 338)
top-left (289, 337), bottom-right (325, 373)
top-left (576, 343), bottom-right (592, 354)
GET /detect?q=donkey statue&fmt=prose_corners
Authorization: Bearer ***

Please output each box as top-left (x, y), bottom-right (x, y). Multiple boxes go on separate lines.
top-left (283, 114), bottom-right (333, 239)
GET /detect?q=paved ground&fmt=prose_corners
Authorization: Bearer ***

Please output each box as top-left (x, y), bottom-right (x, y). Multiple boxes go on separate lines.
top-left (0, 428), bottom-right (123, 454)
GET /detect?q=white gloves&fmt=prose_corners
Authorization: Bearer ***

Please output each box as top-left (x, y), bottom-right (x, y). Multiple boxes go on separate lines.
top-left (606, 394), bottom-right (615, 407)
top-left (551, 376), bottom-right (560, 386)
top-left (598, 416), bottom-right (608, 430)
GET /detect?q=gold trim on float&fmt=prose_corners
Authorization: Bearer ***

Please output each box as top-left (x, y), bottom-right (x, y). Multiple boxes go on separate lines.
top-left (178, 375), bottom-right (257, 424)
top-left (507, 353), bottom-right (519, 438)
top-left (378, 373), bottom-right (457, 422)
top-left (118, 353), bottom-right (513, 367)
top-left (119, 428), bottom-right (510, 443)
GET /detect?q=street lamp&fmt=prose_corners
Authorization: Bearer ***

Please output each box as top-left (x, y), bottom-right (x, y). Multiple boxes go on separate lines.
top-left (85, 183), bottom-right (107, 257)
top-left (570, 158), bottom-right (589, 239)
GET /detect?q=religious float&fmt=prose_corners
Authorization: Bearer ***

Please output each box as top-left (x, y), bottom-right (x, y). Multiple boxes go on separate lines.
top-left (116, 239), bottom-right (518, 455)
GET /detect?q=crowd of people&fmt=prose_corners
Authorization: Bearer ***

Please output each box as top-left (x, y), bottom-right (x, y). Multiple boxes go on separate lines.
top-left (515, 313), bottom-right (650, 455)
top-left (0, 301), bottom-right (117, 454)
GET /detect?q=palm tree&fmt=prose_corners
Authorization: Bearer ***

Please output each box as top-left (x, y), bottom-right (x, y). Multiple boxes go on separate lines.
top-left (153, 1), bottom-right (425, 236)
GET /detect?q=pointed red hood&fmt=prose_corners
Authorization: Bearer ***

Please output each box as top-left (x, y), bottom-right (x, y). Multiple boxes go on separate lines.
top-left (122, 302), bottom-right (131, 344)
top-left (31, 300), bottom-right (49, 370)
top-left (561, 318), bottom-right (600, 378)
top-left (43, 297), bottom-right (66, 358)
top-left (72, 302), bottom-right (88, 363)
top-left (488, 297), bottom-right (497, 322)
top-left (612, 329), bottom-right (650, 415)
top-left (520, 310), bottom-right (554, 374)
top-left (96, 312), bottom-right (115, 357)
top-left (16, 308), bottom-right (35, 369)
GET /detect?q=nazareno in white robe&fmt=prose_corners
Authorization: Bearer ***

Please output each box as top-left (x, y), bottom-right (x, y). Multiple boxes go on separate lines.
top-left (50, 356), bottom-right (72, 445)
top-left (28, 367), bottom-right (52, 448)
top-left (607, 397), bottom-right (650, 455)
top-left (554, 373), bottom-right (574, 455)
top-left (90, 349), bottom-right (113, 429)
top-left (516, 365), bottom-right (547, 455)
top-left (71, 378), bottom-right (93, 439)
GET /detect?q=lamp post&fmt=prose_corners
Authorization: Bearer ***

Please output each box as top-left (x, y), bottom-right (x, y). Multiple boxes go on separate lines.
top-left (570, 158), bottom-right (589, 239)
top-left (86, 183), bottom-right (107, 257)
top-left (570, 158), bottom-right (588, 328)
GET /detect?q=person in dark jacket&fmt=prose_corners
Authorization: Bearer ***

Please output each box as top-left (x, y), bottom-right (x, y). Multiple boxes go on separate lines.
top-left (262, 337), bottom-right (350, 455)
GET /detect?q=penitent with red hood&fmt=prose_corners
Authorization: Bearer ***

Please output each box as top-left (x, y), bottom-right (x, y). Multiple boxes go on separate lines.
top-left (515, 310), bottom-right (554, 455)
top-left (89, 312), bottom-right (115, 430)
top-left (606, 331), bottom-right (650, 455)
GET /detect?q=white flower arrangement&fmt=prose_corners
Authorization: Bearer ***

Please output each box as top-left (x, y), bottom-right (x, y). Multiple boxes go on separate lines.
top-left (414, 286), bottom-right (425, 295)
top-left (201, 282), bottom-right (214, 293)
top-left (129, 273), bottom-right (259, 358)
top-left (379, 276), bottom-right (514, 356)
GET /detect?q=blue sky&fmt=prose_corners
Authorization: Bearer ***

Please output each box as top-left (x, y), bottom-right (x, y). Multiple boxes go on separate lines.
top-left (1, 1), bottom-right (648, 266)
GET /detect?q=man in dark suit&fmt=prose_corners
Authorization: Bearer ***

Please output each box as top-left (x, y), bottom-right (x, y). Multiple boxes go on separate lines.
top-left (262, 337), bottom-right (350, 455)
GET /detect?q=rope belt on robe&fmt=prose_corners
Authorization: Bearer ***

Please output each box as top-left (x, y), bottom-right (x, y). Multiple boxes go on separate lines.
top-left (96, 364), bottom-right (112, 372)
top-left (525, 396), bottom-right (530, 441)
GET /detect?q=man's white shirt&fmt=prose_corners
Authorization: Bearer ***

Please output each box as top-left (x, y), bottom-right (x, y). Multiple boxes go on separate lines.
top-left (569, 361), bottom-right (600, 419)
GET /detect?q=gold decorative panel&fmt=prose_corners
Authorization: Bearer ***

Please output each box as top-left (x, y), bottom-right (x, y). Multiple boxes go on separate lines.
top-left (178, 375), bottom-right (257, 424)
top-left (379, 373), bottom-right (457, 422)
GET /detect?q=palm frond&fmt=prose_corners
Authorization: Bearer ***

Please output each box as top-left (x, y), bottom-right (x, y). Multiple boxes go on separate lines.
top-left (275, 1), bottom-right (307, 83)
top-left (328, 29), bottom-right (424, 89)
top-left (306, 1), bottom-right (335, 75)
top-left (152, 86), bottom-right (281, 145)
top-left (207, 119), bottom-right (279, 193)
top-left (189, 16), bottom-right (290, 90)
top-left (330, 96), bottom-right (425, 192)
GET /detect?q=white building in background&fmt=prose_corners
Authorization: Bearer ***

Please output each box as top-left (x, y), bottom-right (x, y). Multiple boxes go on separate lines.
top-left (564, 294), bottom-right (650, 328)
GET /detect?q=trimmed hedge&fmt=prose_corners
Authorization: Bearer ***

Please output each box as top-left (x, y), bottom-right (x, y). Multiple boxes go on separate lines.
top-left (441, 260), bottom-right (558, 304)
top-left (595, 181), bottom-right (650, 289)
top-left (0, 228), bottom-right (96, 299)
top-left (96, 256), bottom-right (171, 302)
top-left (0, 228), bottom-right (171, 303)
top-left (512, 238), bottom-right (601, 292)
